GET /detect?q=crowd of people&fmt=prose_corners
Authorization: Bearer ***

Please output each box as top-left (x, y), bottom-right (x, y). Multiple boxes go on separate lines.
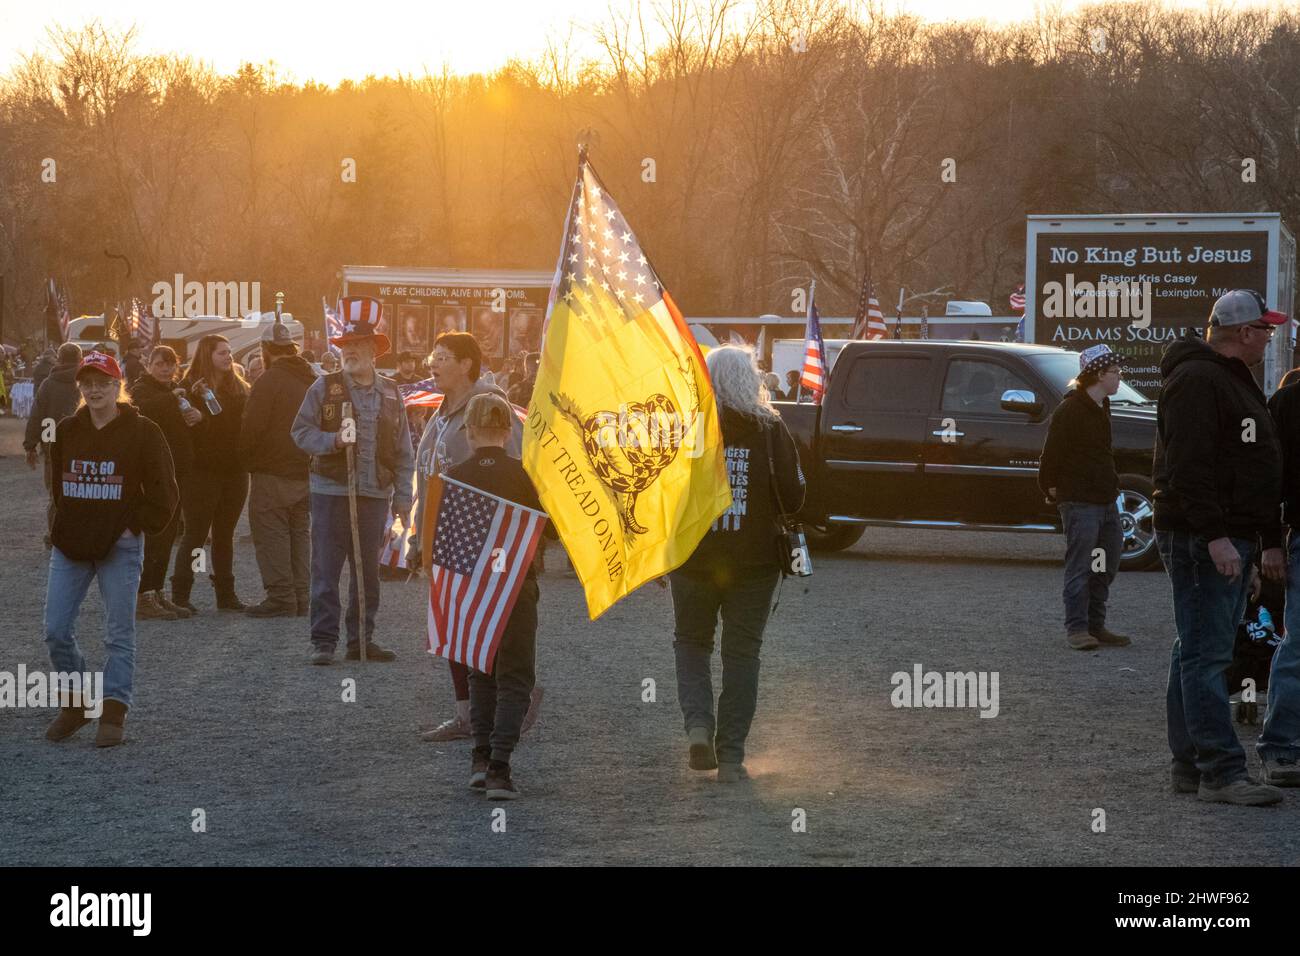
top-left (23, 299), bottom-right (803, 801)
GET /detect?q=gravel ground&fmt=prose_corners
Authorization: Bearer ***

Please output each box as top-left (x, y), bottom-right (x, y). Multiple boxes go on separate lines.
top-left (2, 415), bottom-right (1298, 866)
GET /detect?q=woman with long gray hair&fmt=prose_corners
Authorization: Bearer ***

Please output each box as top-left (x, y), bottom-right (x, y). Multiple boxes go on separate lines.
top-left (670, 345), bottom-right (805, 782)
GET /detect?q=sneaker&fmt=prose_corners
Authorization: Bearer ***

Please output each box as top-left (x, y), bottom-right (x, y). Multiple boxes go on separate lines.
top-left (246, 599), bottom-right (297, 618)
top-left (519, 686), bottom-right (545, 736)
top-left (1196, 777), bottom-right (1284, 806)
top-left (156, 593), bottom-right (192, 619)
top-left (485, 762), bottom-right (520, 800)
top-left (1091, 626), bottom-right (1132, 647)
top-left (717, 762), bottom-right (749, 783)
top-left (309, 649), bottom-right (334, 666)
top-left (136, 591), bottom-right (178, 621)
top-left (687, 726), bottom-right (718, 771)
top-left (421, 716), bottom-right (471, 742)
top-left (1068, 631), bottom-right (1100, 650)
top-left (344, 642), bottom-right (397, 662)
top-left (1262, 757), bottom-right (1300, 787)
top-left (469, 748), bottom-right (491, 791)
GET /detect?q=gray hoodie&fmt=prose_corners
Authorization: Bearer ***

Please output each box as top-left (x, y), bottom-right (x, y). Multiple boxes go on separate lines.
top-left (412, 378), bottom-right (523, 552)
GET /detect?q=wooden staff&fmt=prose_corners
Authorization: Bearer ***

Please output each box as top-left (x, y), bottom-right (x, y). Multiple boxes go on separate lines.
top-left (342, 400), bottom-right (367, 663)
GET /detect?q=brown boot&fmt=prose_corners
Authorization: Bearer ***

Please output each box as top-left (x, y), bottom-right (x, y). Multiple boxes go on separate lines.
top-left (45, 694), bottom-right (93, 742)
top-left (96, 699), bottom-right (129, 748)
top-left (156, 592), bottom-right (192, 619)
top-left (136, 590), bottom-right (178, 621)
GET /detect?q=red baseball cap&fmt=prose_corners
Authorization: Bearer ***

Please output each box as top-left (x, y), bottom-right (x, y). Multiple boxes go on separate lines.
top-left (76, 351), bottom-right (123, 381)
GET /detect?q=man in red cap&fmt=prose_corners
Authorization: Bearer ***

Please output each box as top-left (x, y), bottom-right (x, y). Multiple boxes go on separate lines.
top-left (292, 298), bottom-right (414, 664)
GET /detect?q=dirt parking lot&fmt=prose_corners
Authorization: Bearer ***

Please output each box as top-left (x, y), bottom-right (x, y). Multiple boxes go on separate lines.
top-left (1, 416), bottom-right (1297, 866)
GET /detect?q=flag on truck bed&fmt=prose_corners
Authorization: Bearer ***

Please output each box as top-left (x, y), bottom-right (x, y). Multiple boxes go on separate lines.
top-left (423, 475), bottom-right (546, 674)
top-left (522, 154), bottom-right (731, 620)
top-left (799, 289), bottom-right (828, 403)
top-left (852, 275), bottom-right (887, 340)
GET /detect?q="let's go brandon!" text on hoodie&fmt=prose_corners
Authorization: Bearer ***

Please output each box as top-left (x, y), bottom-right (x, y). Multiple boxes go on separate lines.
top-left (50, 403), bottom-right (179, 562)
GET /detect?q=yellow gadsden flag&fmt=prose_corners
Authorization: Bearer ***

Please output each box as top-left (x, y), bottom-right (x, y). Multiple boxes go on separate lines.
top-left (523, 156), bottom-right (732, 619)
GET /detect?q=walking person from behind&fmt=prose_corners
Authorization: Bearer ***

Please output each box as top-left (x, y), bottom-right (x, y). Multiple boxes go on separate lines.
top-left (1155, 289), bottom-right (1288, 806)
top-left (129, 346), bottom-right (198, 620)
top-left (669, 345), bottom-right (805, 782)
top-left (43, 352), bottom-right (178, 747)
top-left (240, 319), bottom-right (316, 617)
top-left (171, 335), bottom-right (250, 613)
top-left (292, 297), bottom-right (413, 664)
top-left (449, 393), bottom-right (557, 800)
top-left (1038, 344), bottom-right (1130, 651)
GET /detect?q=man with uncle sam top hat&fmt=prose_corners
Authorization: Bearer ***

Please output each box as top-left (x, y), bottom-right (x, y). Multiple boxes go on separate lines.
top-left (292, 296), bottom-right (414, 665)
top-left (1039, 344), bottom-right (1130, 652)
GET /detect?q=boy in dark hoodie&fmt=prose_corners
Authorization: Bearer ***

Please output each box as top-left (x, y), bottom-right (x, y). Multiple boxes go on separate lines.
top-left (1154, 289), bottom-right (1287, 806)
top-left (240, 320), bottom-right (318, 617)
top-left (1039, 344), bottom-right (1130, 651)
top-left (44, 352), bottom-right (178, 748)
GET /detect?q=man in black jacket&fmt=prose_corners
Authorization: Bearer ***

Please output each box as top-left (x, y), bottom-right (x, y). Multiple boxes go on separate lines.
top-left (240, 320), bottom-right (317, 617)
top-left (24, 343), bottom-right (83, 537)
top-left (1039, 344), bottom-right (1129, 651)
top-left (1154, 289), bottom-right (1287, 807)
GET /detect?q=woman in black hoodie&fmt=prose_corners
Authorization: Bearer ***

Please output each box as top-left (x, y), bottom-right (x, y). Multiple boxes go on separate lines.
top-left (44, 351), bottom-right (178, 747)
top-left (171, 334), bottom-right (250, 611)
top-left (130, 345), bottom-right (198, 620)
top-left (669, 345), bottom-right (806, 782)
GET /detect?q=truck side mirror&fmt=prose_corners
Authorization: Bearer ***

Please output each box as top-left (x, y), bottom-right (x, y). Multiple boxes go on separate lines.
top-left (1000, 389), bottom-right (1043, 416)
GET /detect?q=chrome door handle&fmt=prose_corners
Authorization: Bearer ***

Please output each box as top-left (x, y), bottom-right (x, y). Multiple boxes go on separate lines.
top-left (831, 424), bottom-right (863, 433)
top-left (932, 428), bottom-right (965, 437)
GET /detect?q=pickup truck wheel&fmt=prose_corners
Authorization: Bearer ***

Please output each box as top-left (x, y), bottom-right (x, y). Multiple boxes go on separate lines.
top-left (805, 523), bottom-right (866, 552)
top-left (1116, 475), bottom-right (1160, 572)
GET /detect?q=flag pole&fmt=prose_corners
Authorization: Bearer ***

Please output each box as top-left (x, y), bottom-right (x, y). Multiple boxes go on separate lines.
top-left (895, 287), bottom-right (905, 340)
top-left (343, 400), bottom-right (367, 664)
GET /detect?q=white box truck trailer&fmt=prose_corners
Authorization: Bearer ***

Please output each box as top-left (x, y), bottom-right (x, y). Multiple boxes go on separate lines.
top-left (1025, 213), bottom-right (1296, 395)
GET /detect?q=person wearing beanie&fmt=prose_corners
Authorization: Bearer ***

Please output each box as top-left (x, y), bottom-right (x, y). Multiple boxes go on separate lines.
top-left (1038, 344), bottom-right (1130, 651)
top-left (445, 392), bottom-right (557, 799)
top-left (129, 345), bottom-right (198, 621)
top-left (241, 320), bottom-right (317, 618)
top-left (43, 352), bottom-right (179, 747)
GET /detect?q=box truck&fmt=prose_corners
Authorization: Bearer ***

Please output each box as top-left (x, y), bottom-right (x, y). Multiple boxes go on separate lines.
top-left (1024, 213), bottom-right (1296, 396)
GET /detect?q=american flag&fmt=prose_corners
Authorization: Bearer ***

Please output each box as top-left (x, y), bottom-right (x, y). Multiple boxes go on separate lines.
top-left (323, 296), bottom-right (344, 354)
top-left (799, 288), bottom-right (828, 404)
top-left (1009, 283), bottom-right (1026, 313)
top-left (48, 279), bottom-right (71, 342)
top-left (425, 475), bottom-right (547, 674)
top-left (129, 298), bottom-right (158, 347)
top-left (851, 275), bottom-right (888, 340)
top-left (397, 378), bottom-right (528, 421)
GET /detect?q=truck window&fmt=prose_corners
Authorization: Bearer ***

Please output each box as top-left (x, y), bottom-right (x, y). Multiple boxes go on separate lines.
top-left (941, 359), bottom-right (1033, 416)
top-left (842, 356), bottom-right (931, 412)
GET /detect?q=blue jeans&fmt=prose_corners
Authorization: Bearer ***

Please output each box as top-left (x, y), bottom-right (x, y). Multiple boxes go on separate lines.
top-left (1059, 501), bottom-right (1122, 635)
top-left (309, 493), bottom-right (390, 651)
top-left (44, 533), bottom-right (144, 707)
top-left (1158, 530), bottom-right (1255, 787)
top-left (1259, 531), bottom-right (1300, 761)
top-left (669, 564), bottom-right (780, 764)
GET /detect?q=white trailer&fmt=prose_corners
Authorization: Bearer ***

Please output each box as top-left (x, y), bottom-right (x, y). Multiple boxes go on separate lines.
top-left (1025, 213), bottom-right (1297, 395)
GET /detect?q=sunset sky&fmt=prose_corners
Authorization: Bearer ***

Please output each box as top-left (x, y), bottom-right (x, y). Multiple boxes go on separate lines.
top-left (0, 0), bottom-right (1283, 85)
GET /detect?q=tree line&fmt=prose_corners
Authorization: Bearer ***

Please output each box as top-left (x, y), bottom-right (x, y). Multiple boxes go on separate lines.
top-left (1, 0), bottom-right (1298, 345)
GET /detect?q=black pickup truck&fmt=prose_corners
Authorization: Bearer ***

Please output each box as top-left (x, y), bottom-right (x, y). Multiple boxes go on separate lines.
top-left (775, 341), bottom-right (1161, 570)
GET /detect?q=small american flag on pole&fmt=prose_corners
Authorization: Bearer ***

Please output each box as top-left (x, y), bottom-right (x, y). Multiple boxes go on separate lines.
top-left (851, 274), bottom-right (888, 340)
top-left (424, 475), bottom-right (547, 673)
top-left (323, 296), bottom-right (344, 354)
top-left (398, 379), bottom-right (528, 420)
top-left (799, 283), bottom-right (828, 404)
